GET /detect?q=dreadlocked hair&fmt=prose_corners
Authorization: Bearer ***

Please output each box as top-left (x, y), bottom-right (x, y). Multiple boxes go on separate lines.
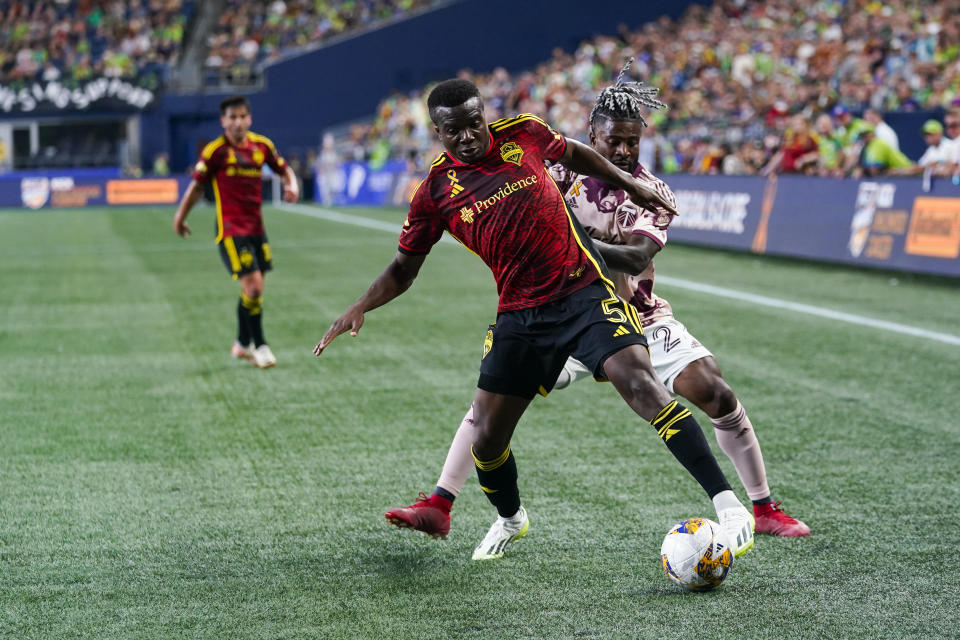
top-left (589, 57), bottom-right (666, 129)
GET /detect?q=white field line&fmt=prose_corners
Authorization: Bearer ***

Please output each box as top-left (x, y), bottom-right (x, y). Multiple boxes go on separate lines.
top-left (281, 203), bottom-right (960, 347)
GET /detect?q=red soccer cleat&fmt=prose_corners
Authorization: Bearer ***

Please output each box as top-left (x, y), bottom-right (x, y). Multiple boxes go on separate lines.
top-left (385, 492), bottom-right (452, 539)
top-left (753, 501), bottom-right (810, 537)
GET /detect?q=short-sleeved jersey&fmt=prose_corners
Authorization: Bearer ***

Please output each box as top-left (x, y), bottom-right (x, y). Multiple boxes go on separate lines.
top-left (860, 137), bottom-right (912, 170)
top-left (399, 115), bottom-right (609, 312)
top-left (550, 162), bottom-right (677, 326)
top-left (192, 132), bottom-right (287, 241)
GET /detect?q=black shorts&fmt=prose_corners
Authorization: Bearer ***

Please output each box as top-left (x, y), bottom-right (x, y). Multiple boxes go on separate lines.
top-left (218, 235), bottom-right (273, 280)
top-left (478, 279), bottom-right (648, 399)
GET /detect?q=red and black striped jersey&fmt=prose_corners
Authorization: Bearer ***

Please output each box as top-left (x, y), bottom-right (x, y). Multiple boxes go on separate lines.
top-left (192, 132), bottom-right (287, 241)
top-left (399, 114), bottom-right (608, 312)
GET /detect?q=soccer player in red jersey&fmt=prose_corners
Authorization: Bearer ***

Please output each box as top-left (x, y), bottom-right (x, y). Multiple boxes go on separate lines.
top-left (315, 78), bottom-right (755, 560)
top-left (173, 95), bottom-right (299, 369)
top-left (386, 72), bottom-right (809, 545)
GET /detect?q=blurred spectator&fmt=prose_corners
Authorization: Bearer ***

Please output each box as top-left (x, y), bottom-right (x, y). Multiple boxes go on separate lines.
top-left (832, 106), bottom-right (871, 147)
top-left (944, 107), bottom-right (960, 142)
top-left (302, 149), bottom-right (317, 201)
top-left (0, 0), bottom-right (194, 86)
top-left (863, 108), bottom-right (900, 151)
top-left (853, 125), bottom-right (913, 177)
top-left (813, 114), bottom-right (844, 177)
top-left (352, 0), bottom-right (960, 178)
top-left (204, 0), bottom-right (445, 87)
top-left (317, 132), bottom-right (339, 205)
top-left (152, 152), bottom-right (170, 176)
top-left (914, 120), bottom-right (959, 176)
top-left (764, 115), bottom-right (819, 175)
top-left (720, 142), bottom-right (749, 175)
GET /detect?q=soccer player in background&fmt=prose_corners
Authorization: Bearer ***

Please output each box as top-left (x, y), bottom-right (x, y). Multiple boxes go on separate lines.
top-left (386, 71), bottom-right (809, 552)
top-left (173, 95), bottom-right (299, 369)
top-left (314, 78), bottom-right (755, 560)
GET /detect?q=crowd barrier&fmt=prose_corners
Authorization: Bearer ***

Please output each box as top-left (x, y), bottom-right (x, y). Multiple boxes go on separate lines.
top-left (0, 170), bottom-right (191, 209)
top-left (322, 164), bottom-right (960, 278)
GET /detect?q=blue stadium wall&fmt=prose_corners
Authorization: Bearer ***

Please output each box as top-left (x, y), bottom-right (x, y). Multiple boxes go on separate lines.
top-left (143, 0), bottom-right (709, 172)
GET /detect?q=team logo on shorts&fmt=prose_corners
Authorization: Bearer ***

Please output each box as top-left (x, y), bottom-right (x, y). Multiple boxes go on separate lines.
top-left (239, 250), bottom-right (254, 267)
top-left (482, 328), bottom-right (494, 359)
top-left (499, 142), bottom-right (523, 166)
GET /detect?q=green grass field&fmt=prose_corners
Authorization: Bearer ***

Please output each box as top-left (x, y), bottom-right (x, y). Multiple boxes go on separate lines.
top-left (2, 203), bottom-right (958, 639)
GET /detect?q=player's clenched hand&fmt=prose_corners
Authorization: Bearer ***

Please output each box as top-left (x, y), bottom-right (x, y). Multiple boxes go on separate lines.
top-left (626, 180), bottom-right (677, 216)
top-left (283, 184), bottom-right (299, 203)
top-left (314, 306), bottom-right (364, 355)
top-left (173, 217), bottom-right (191, 237)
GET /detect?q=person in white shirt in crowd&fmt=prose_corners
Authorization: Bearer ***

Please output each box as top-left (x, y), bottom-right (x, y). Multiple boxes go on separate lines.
top-left (863, 108), bottom-right (899, 151)
top-left (915, 120), bottom-right (959, 176)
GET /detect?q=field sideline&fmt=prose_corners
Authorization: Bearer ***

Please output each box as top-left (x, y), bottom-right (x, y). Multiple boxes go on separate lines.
top-left (1, 203), bottom-right (958, 639)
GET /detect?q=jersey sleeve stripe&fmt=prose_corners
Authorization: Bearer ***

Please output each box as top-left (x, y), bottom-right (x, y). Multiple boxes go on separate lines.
top-left (201, 136), bottom-right (226, 160)
top-left (631, 228), bottom-right (666, 248)
top-left (212, 176), bottom-right (225, 242)
top-left (543, 171), bottom-right (615, 289)
top-left (491, 114), bottom-right (550, 131)
top-left (398, 241), bottom-right (430, 255)
top-left (247, 132), bottom-right (277, 151)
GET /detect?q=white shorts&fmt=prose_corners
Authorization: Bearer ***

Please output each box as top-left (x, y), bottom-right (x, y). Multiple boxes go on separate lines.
top-left (559, 316), bottom-right (712, 393)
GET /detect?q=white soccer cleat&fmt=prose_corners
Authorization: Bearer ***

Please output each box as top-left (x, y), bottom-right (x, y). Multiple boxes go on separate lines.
top-left (252, 344), bottom-right (277, 369)
top-left (231, 341), bottom-right (255, 364)
top-left (472, 506), bottom-right (529, 560)
top-left (718, 506), bottom-right (755, 557)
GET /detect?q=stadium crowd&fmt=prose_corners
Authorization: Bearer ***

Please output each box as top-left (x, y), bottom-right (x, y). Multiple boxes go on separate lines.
top-left (203, 0), bottom-right (445, 87)
top-left (0, 0), bottom-right (194, 88)
top-left (348, 0), bottom-right (960, 177)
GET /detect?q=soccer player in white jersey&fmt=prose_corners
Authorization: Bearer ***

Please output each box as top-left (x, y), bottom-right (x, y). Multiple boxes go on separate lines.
top-left (385, 68), bottom-right (809, 556)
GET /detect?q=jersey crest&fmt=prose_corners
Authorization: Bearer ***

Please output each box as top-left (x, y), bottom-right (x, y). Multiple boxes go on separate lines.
top-left (499, 142), bottom-right (523, 166)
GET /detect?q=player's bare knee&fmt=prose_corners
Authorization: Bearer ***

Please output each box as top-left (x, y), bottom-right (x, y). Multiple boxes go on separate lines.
top-left (702, 381), bottom-right (738, 419)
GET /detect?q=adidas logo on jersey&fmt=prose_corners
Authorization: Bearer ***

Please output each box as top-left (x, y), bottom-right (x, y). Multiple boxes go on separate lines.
top-left (612, 325), bottom-right (631, 337)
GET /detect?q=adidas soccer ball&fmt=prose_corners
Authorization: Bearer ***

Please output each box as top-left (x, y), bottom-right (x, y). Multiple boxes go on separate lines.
top-left (659, 517), bottom-right (733, 591)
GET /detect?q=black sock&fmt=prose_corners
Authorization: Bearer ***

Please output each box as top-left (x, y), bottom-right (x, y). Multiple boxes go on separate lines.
top-left (752, 496), bottom-right (773, 506)
top-left (434, 486), bottom-right (456, 503)
top-left (651, 400), bottom-right (732, 498)
top-left (240, 293), bottom-right (266, 347)
top-left (236, 298), bottom-right (252, 345)
top-left (473, 445), bottom-right (521, 518)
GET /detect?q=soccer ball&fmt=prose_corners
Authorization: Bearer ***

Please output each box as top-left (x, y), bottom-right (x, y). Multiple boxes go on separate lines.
top-left (659, 517), bottom-right (734, 591)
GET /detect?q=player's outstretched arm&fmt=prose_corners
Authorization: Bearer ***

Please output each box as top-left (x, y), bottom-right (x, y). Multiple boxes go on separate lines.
top-left (590, 233), bottom-right (661, 275)
top-left (313, 251), bottom-right (427, 355)
top-left (559, 138), bottom-right (677, 216)
top-left (172, 179), bottom-right (204, 237)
